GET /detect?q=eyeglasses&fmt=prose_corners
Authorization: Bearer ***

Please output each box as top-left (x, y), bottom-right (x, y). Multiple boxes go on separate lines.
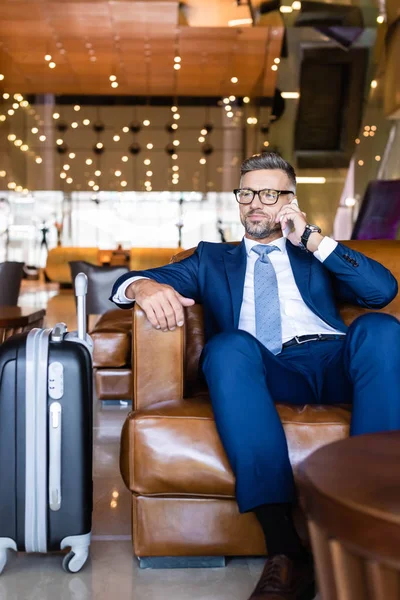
top-left (233, 188), bottom-right (295, 205)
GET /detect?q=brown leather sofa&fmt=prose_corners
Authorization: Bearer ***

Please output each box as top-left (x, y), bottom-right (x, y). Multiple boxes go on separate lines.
top-left (90, 248), bottom-right (180, 401)
top-left (119, 240), bottom-right (400, 565)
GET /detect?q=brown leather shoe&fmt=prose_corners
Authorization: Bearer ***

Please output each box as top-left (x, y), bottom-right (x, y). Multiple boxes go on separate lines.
top-left (248, 554), bottom-right (315, 600)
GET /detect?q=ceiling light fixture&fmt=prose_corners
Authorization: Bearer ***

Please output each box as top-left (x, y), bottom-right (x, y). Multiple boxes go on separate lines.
top-left (49, 62), bottom-right (56, 69)
top-left (281, 92), bottom-right (300, 99)
top-left (228, 18), bottom-right (253, 26)
top-left (296, 177), bottom-right (326, 184)
top-left (231, 77), bottom-right (238, 84)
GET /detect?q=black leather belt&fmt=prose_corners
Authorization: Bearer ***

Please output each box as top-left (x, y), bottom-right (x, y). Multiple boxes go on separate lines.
top-left (282, 334), bottom-right (346, 349)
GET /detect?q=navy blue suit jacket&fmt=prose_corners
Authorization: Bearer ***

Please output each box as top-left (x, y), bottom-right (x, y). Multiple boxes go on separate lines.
top-left (110, 240), bottom-right (398, 343)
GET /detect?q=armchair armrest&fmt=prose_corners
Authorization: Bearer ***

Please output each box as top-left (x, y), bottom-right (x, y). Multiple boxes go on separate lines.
top-left (132, 304), bottom-right (185, 410)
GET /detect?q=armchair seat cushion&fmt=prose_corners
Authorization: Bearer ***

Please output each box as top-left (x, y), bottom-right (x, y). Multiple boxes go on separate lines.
top-left (91, 309), bottom-right (132, 368)
top-left (120, 397), bottom-right (351, 497)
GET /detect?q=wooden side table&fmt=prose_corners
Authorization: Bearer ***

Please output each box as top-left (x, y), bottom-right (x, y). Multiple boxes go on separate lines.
top-left (298, 432), bottom-right (400, 599)
top-left (0, 307), bottom-right (46, 343)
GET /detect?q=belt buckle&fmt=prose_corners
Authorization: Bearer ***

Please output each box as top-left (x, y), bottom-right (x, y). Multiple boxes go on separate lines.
top-left (294, 335), bottom-right (321, 345)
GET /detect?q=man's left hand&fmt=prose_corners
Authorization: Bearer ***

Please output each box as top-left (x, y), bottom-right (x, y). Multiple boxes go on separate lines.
top-left (275, 200), bottom-right (323, 251)
top-left (275, 198), bottom-right (307, 246)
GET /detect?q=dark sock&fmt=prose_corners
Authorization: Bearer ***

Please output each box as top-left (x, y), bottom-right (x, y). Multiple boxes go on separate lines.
top-left (254, 503), bottom-right (308, 560)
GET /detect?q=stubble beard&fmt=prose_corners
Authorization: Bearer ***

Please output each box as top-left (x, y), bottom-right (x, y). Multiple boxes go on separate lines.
top-left (241, 212), bottom-right (281, 239)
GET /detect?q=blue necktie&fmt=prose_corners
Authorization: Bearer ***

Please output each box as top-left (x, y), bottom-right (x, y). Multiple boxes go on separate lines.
top-left (252, 244), bottom-right (282, 355)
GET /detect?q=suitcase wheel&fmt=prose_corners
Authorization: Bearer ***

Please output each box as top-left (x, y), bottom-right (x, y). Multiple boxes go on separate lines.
top-left (62, 549), bottom-right (89, 573)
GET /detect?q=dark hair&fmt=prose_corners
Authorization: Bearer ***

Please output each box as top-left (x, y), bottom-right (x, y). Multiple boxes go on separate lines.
top-left (240, 152), bottom-right (296, 191)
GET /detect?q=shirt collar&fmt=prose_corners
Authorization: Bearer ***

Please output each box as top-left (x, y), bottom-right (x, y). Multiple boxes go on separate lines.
top-left (243, 235), bottom-right (287, 258)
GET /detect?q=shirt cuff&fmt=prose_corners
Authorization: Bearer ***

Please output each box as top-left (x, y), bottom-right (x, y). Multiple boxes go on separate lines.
top-left (313, 237), bottom-right (338, 263)
top-left (112, 276), bottom-right (149, 303)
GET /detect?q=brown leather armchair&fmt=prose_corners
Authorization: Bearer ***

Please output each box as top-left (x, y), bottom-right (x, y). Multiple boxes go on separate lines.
top-left (120, 240), bottom-right (400, 567)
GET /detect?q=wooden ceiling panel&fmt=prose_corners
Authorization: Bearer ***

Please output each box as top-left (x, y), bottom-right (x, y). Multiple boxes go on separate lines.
top-left (45, 2), bottom-right (111, 19)
top-left (0, 21), bottom-right (52, 37)
top-left (0, 0), bottom-right (283, 97)
top-left (0, 4), bottom-right (44, 21)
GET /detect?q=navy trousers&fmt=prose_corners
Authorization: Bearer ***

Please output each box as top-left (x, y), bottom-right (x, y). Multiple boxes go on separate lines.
top-left (201, 313), bottom-right (400, 513)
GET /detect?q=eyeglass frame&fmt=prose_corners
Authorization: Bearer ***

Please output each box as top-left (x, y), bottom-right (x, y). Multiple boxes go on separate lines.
top-left (233, 188), bottom-right (295, 205)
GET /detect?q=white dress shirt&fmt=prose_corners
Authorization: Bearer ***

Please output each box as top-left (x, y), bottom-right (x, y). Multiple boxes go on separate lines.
top-left (239, 236), bottom-right (343, 343)
top-left (113, 236), bottom-right (345, 343)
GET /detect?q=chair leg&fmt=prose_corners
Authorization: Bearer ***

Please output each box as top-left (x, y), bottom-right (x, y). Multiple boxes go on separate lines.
top-left (137, 556), bottom-right (226, 569)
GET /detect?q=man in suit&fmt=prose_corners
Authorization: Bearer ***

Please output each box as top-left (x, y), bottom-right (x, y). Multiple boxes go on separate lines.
top-left (111, 152), bottom-right (400, 600)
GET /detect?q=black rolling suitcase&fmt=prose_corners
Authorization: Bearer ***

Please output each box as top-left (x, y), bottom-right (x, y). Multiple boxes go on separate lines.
top-left (0, 273), bottom-right (93, 574)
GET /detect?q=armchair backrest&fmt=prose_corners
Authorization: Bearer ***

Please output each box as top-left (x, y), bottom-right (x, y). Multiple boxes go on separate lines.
top-left (171, 240), bottom-right (400, 395)
top-left (69, 261), bottom-right (129, 315)
top-left (0, 262), bottom-right (24, 305)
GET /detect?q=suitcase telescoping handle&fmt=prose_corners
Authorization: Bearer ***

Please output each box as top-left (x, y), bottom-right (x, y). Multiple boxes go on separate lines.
top-left (75, 273), bottom-right (88, 341)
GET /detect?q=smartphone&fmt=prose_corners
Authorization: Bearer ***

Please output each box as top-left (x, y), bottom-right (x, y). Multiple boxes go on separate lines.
top-left (282, 198), bottom-right (298, 238)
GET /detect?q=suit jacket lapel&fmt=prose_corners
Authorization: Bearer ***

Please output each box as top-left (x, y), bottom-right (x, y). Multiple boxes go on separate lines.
top-left (223, 240), bottom-right (247, 327)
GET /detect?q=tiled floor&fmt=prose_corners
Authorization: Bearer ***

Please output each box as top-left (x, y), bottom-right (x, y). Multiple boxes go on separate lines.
top-left (2, 280), bottom-right (319, 599)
